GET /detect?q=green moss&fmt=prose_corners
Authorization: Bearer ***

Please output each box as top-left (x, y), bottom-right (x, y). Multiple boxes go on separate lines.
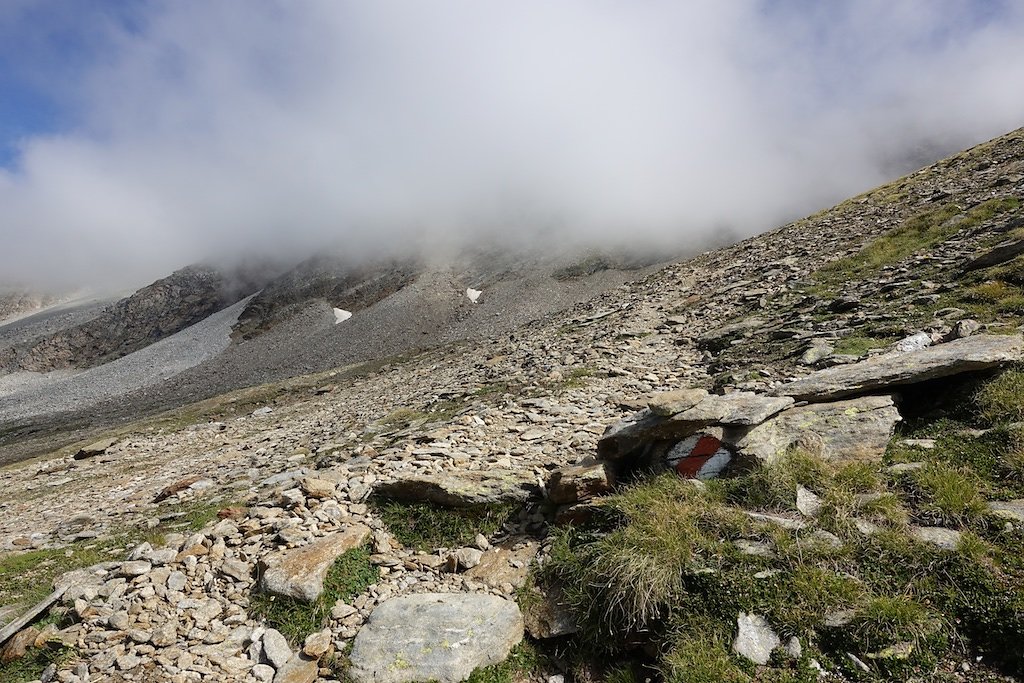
top-left (249, 545), bottom-right (378, 644)
top-left (373, 500), bottom-right (516, 551)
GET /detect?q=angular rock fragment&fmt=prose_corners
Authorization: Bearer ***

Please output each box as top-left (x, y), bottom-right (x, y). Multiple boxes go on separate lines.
top-left (727, 395), bottom-right (901, 463)
top-left (274, 653), bottom-right (319, 683)
top-left (464, 544), bottom-right (538, 589)
top-left (732, 613), bottom-right (781, 665)
top-left (772, 335), bottom-right (1024, 402)
top-left (648, 388), bottom-right (708, 417)
top-left (260, 524), bottom-right (370, 602)
top-left (349, 593), bottom-right (523, 683)
top-left (546, 461), bottom-right (614, 504)
top-left (373, 471), bottom-right (539, 507)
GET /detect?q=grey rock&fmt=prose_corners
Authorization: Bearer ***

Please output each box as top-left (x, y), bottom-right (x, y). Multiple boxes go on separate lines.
top-left (796, 486), bottom-right (822, 518)
top-left (745, 511), bottom-right (806, 530)
top-left (647, 388), bottom-right (708, 417)
top-left (166, 571), bottom-right (187, 592)
top-left (772, 335), bottom-right (1024, 402)
top-left (698, 317), bottom-right (765, 352)
top-left (947, 319), bottom-right (981, 341)
top-left (721, 393), bottom-right (796, 425)
top-left (450, 548), bottom-right (484, 571)
top-left (262, 628), bottom-right (292, 669)
top-left (221, 559), bottom-right (251, 582)
top-left (597, 409), bottom-right (668, 460)
top-left (373, 472), bottom-right (540, 507)
top-left (732, 612), bottom-right (781, 665)
top-left (252, 664), bottom-right (276, 682)
top-left (727, 395), bottom-right (900, 463)
top-left (119, 560), bottom-right (151, 577)
top-left (988, 499), bottom-right (1024, 522)
top-left (800, 339), bottom-right (834, 366)
top-left (349, 593), bottom-right (524, 683)
top-left (892, 331), bottom-right (932, 353)
top-left (150, 622), bottom-right (177, 647)
top-left (911, 526), bottom-right (962, 550)
top-left (963, 238), bottom-right (1024, 271)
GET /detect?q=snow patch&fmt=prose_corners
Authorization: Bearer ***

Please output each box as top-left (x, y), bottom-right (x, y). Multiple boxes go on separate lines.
top-left (333, 308), bottom-right (353, 324)
top-left (466, 288), bottom-right (482, 303)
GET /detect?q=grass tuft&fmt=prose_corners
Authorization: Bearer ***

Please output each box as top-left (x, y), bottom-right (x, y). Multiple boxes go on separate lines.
top-left (373, 500), bottom-right (516, 551)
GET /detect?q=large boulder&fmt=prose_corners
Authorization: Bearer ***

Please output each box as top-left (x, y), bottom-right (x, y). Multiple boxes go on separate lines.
top-left (373, 471), bottom-right (539, 507)
top-left (259, 524), bottom-right (370, 602)
top-left (726, 395), bottom-right (901, 464)
top-left (772, 335), bottom-right (1024, 402)
top-left (598, 392), bottom-right (794, 461)
top-left (349, 593), bottom-right (524, 683)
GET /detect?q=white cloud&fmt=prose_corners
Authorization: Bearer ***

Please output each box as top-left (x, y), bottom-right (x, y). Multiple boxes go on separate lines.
top-left (1, 0), bottom-right (1023, 288)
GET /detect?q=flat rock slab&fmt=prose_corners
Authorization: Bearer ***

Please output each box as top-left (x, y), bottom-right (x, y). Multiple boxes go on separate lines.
top-left (772, 335), bottom-right (1024, 402)
top-left (373, 472), bottom-right (539, 507)
top-left (911, 526), bottom-right (962, 551)
top-left (349, 593), bottom-right (524, 683)
top-left (727, 395), bottom-right (900, 464)
top-left (74, 436), bottom-right (118, 460)
top-left (989, 500), bottom-right (1024, 522)
top-left (260, 524), bottom-right (370, 602)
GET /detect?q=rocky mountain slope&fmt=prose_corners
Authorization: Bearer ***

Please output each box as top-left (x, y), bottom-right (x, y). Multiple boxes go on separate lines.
top-left (0, 127), bottom-right (1023, 683)
top-left (0, 266), bottom-right (269, 374)
top-left (0, 290), bottom-right (62, 325)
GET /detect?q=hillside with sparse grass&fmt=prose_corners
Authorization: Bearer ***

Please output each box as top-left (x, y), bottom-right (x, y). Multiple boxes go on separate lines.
top-left (1, 128), bottom-right (1023, 683)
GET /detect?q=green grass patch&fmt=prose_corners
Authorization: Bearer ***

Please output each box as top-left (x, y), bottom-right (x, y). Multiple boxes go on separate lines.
top-left (543, 442), bottom-right (1024, 679)
top-left (0, 537), bottom-right (131, 607)
top-left (465, 642), bottom-right (545, 683)
top-left (832, 335), bottom-right (895, 357)
top-left (250, 545), bottom-right (378, 644)
top-left (816, 203), bottom-right (963, 285)
top-left (909, 463), bottom-right (987, 526)
top-left (975, 367), bottom-right (1024, 424)
top-left (373, 500), bottom-right (517, 551)
top-left (0, 642), bottom-right (76, 683)
top-left (815, 197), bottom-right (1020, 288)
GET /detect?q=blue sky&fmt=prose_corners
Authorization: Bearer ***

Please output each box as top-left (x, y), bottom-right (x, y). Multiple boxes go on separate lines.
top-left (1, 1), bottom-right (1023, 288)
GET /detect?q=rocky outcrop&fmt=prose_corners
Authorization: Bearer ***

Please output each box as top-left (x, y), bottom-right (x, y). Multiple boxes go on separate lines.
top-left (231, 255), bottom-right (418, 340)
top-left (773, 335), bottom-right (1024, 402)
top-left (4, 264), bottom-right (271, 373)
top-left (726, 395), bottom-right (901, 463)
top-left (348, 593), bottom-right (524, 683)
